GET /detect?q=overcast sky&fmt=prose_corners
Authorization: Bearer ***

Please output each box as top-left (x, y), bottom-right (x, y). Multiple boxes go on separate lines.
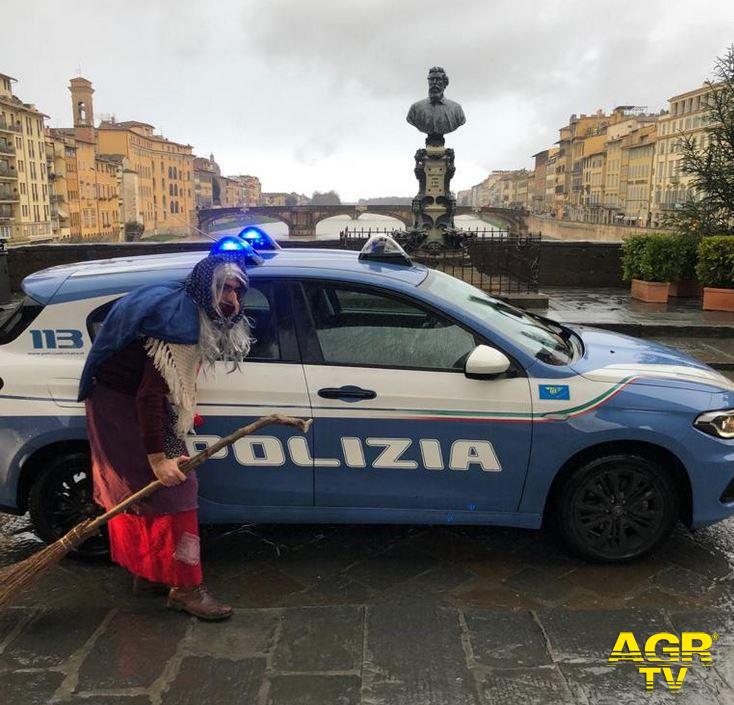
top-left (5, 0), bottom-right (734, 201)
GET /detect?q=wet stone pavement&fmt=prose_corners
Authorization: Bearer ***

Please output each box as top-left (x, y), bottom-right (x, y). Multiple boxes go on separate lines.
top-left (543, 287), bottom-right (734, 334)
top-left (2, 512), bottom-right (734, 705)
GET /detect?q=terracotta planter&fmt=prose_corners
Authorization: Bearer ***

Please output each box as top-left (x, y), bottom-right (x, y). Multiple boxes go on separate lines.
top-left (669, 280), bottom-right (703, 298)
top-left (703, 287), bottom-right (734, 311)
top-left (630, 279), bottom-right (670, 303)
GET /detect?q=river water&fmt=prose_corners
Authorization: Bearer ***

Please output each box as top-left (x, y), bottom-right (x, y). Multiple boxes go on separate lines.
top-left (207, 213), bottom-right (503, 241)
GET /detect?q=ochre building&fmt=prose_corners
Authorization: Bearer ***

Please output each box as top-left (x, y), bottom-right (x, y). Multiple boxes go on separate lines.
top-left (0, 72), bottom-right (52, 243)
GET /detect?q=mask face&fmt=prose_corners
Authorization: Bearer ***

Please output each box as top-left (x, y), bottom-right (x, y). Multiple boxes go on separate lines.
top-left (185, 253), bottom-right (249, 328)
top-left (211, 268), bottom-right (247, 319)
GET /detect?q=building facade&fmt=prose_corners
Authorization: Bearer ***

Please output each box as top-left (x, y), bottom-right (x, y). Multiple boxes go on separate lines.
top-left (260, 192), bottom-right (289, 206)
top-left (98, 119), bottom-right (193, 236)
top-left (220, 175), bottom-right (246, 208)
top-left (0, 72), bottom-right (53, 243)
top-left (193, 155), bottom-right (218, 210)
top-left (236, 175), bottom-right (261, 206)
top-left (621, 124), bottom-right (657, 226)
top-left (486, 169), bottom-right (532, 209)
top-left (96, 90), bottom-right (194, 237)
top-left (651, 84), bottom-right (712, 227)
top-left (530, 150), bottom-right (549, 213)
top-left (580, 134), bottom-right (607, 222)
top-left (45, 130), bottom-right (72, 239)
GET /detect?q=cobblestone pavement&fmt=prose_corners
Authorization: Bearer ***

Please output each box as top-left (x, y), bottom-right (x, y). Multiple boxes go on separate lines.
top-left (2, 511), bottom-right (734, 704)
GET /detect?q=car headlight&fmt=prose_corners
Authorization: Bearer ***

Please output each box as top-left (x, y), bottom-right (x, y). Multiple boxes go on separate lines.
top-left (694, 410), bottom-right (734, 439)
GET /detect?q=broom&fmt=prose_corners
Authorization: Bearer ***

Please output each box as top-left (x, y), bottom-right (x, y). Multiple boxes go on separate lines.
top-left (0, 413), bottom-right (312, 609)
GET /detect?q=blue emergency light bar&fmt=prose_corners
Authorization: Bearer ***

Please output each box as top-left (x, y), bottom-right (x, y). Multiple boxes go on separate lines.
top-left (210, 236), bottom-right (264, 264)
top-left (237, 226), bottom-right (281, 251)
top-left (358, 234), bottom-right (412, 266)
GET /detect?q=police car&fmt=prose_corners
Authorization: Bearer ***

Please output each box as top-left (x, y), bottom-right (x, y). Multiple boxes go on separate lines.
top-left (1, 230), bottom-right (734, 563)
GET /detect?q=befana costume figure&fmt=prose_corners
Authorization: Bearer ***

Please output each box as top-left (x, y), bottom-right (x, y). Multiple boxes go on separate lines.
top-left (77, 243), bottom-right (255, 620)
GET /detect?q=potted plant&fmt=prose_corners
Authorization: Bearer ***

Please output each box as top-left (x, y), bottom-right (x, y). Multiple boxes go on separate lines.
top-left (696, 236), bottom-right (734, 311)
top-left (668, 233), bottom-right (703, 298)
top-left (621, 233), bottom-right (677, 303)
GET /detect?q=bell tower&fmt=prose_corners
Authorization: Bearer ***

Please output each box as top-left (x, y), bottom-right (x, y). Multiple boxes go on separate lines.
top-left (69, 76), bottom-right (96, 144)
top-left (69, 77), bottom-right (94, 127)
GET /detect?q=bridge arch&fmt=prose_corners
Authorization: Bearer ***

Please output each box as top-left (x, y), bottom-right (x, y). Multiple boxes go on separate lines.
top-left (310, 206), bottom-right (367, 228)
top-left (198, 206), bottom-right (295, 236)
top-left (356, 209), bottom-right (412, 228)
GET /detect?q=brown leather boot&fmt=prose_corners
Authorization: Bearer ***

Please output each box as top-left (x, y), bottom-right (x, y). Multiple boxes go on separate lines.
top-left (167, 584), bottom-right (233, 621)
top-left (132, 576), bottom-right (169, 596)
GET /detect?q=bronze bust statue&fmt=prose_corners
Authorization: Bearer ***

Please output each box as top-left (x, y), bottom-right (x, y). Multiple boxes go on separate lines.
top-left (406, 67), bottom-right (466, 146)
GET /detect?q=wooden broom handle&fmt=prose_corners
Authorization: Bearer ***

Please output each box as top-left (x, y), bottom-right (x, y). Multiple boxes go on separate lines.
top-left (84, 414), bottom-right (312, 532)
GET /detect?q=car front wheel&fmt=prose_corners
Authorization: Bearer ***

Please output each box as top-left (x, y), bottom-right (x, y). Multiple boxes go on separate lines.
top-left (555, 453), bottom-right (679, 563)
top-left (28, 450), bottom-right (110, 559)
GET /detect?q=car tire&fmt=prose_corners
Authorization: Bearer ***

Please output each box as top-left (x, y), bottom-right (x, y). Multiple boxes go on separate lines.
top-left (28, 450), bottom-right (110, 560)
top-left (555, 453), bottom-right (679, 563)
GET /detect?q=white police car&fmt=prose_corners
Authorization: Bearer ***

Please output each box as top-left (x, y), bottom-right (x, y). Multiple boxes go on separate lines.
top-left (1, 231), bottom-right (734, 563)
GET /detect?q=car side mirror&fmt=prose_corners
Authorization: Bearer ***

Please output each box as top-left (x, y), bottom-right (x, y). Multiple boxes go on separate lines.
top-left (465, 345), bottom-right (511, 379)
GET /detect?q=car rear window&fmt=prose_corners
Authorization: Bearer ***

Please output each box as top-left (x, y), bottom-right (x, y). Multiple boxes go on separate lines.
top-left (0, 296), bottom-right (44, 345)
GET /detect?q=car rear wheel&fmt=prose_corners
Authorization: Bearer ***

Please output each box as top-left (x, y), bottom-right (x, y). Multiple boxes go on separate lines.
top-left (28, 450), bottom-right (110, 560)
top-left (555, 453), bottom-right (679, 563)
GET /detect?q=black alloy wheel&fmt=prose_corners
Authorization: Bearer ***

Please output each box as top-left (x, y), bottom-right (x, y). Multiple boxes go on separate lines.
top-left (28, 451), bottom-right (110, 559)
top-left (556, 454), bottom-right (678, 563)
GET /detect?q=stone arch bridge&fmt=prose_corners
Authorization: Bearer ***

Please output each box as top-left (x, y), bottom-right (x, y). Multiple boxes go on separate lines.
top-left (197, 204), bottom-right (527, 237)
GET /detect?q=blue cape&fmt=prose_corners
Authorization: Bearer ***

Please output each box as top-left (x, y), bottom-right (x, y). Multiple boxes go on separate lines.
top-left (77, 282), bottom-right (199, 401)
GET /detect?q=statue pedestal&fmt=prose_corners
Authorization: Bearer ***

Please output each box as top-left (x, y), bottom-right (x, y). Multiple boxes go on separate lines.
top-left (408, 145), bottom-right (458, 249)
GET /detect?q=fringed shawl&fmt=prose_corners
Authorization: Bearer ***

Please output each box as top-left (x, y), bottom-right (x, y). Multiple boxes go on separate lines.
top-left (144, 338), bottom-right (202, 437)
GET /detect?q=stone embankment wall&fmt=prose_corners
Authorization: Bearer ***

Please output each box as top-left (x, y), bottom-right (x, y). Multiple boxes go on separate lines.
top-left (527, 214), bottom-right (672, 243)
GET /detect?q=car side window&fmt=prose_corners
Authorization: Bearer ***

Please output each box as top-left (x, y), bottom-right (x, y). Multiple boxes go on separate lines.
top-left (242, 282), bottom-right (280, 360)
top-left (87, 299), bottom-right (117, 340)
top-left (303, 282), bottom-right (477, 370)
top-left (87, 282), bottom-right (281, 361)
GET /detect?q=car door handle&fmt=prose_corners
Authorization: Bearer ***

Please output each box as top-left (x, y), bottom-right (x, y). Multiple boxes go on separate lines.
top-left (318, 386), bottom-right (377, 401)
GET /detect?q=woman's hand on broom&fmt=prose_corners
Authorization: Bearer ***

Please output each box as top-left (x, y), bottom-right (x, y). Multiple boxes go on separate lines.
top-left (147, 453), bottom-right (189, 486)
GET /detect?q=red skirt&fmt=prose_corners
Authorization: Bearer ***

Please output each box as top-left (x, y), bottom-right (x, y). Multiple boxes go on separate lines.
top-left (108, 509), bottom-right (203, 588)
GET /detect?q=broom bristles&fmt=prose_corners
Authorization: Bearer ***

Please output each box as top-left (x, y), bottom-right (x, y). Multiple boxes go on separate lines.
top-left (0, 519), bottom-right (94, 609)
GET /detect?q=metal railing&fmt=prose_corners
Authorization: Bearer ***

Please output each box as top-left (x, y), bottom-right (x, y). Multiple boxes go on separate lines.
top-left (339, 228), bottom-right (541, 294)
top-left (0, 141), bottom-right (14, 156)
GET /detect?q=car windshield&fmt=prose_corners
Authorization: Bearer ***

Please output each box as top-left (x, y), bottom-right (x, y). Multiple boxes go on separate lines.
top-left (421, 270), bottom-right (575, 365)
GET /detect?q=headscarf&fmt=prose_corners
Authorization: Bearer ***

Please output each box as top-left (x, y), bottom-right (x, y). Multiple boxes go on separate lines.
top-left (184, 252), bottom-right (250, 329)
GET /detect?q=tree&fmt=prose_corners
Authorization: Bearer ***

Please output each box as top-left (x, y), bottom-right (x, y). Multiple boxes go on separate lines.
top-left (124, 221), bottom-right (145, 242)
top-left (665, 45), bottom-right (734, 236)
top-left (311, 190), bottom-right (341, 205)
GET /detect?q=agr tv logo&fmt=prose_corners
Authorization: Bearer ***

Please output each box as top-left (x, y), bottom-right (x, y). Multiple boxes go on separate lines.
top-left (608, 631), bottom-right (718, 691)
